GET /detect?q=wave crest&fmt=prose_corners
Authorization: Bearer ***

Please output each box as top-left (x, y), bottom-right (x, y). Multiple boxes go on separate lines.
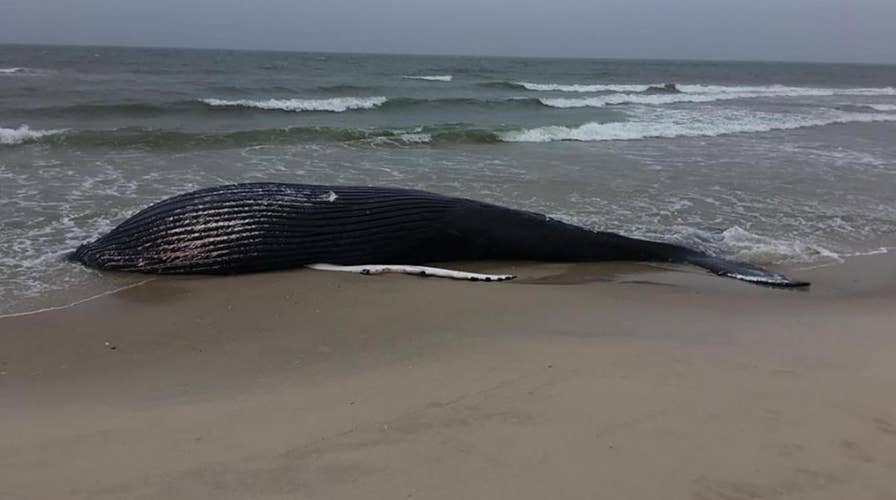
top-left (0, 125), bottom-right (65, 145)
top-left (201, 96), bottom-right (388, 112)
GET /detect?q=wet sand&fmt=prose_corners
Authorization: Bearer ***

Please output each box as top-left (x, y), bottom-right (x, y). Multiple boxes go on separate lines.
top-left (2, 256), bottom-right (896, 499)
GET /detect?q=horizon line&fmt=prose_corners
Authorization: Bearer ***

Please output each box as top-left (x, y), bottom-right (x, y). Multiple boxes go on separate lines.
top-left (3, 41), bottom-right (895, 67)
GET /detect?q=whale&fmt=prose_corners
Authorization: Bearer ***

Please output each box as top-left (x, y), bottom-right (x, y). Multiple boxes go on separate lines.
top-left (70, 182), bottom-right (808, 287)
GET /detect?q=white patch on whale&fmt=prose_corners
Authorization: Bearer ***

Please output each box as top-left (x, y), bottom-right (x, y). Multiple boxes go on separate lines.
top-left (307, 264), bottom-right (515, 282)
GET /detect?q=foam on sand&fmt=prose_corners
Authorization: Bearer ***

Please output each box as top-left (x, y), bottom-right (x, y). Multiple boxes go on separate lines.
top-left (201, 96), bottom-right (388, 112)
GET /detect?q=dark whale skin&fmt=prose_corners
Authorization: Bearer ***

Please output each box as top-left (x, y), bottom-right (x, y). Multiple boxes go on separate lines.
top-left (72, 182), bottom-right (808, 287)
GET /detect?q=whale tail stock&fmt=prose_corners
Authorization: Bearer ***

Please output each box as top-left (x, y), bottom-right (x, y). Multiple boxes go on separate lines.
top-left (457, 204), bottom-right (810, 288)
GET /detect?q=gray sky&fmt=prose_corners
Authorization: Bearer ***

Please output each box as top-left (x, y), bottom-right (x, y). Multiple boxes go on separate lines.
top-left (2, 0), bottom-right (894, 63)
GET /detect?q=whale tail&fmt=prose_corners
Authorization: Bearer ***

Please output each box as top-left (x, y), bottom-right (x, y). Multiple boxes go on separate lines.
top-left (589, 232), bottom-right (810, 287)
top-left (590, 233), bottom-right (810, 287)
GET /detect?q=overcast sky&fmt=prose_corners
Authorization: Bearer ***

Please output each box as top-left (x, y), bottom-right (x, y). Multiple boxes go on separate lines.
top-left (2, 0), bottom-right (894, 63)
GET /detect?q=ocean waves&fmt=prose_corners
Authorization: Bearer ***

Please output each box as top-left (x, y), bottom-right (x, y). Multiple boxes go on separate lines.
top-left (7, 106), bottom-right (895, 150)
top-left (198, 96), bottom-right (545, 113)
top-left (5, 125), bottom-right (503, 149)
top-left (22, 96), bottom-right (549, 119)
top-left (501, 109), bottom-right (896, 142)
top-left (18, 87), bottom-right (896, 121)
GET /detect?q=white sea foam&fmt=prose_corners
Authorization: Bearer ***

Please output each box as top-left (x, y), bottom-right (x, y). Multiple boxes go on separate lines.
top-left (500, 110), bottom-right (896, 143)
top-left (402, 75), bottom-right (453, 81)
top-left (201, 96), bottom-right (388, 112)
top-left (714, 227), bottom-right (843, 264)
top-left (624, 225), bottom-right (846, 266)
top-left (0, 67), bottom-right (24, 74)
top-left (371, 131), bottom-right (433, 146)
top-left (0, 125), bottom-right (65, 145)
top-left (868, 104), bottom-right (896, 111)
top-left (396, 132), bottom-right (432, 143)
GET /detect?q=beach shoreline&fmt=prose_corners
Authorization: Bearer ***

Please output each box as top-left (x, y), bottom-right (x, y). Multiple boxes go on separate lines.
top-left (2, 253), bottom-right (895, 499)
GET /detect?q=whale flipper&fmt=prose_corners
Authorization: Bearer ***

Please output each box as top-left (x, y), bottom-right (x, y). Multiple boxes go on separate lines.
top-left (307, 264), bottom-right (516, 282)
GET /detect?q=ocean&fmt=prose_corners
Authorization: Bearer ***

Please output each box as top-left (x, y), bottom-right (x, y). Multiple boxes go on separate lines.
top-left (2, 45), bottom-right (895, 314)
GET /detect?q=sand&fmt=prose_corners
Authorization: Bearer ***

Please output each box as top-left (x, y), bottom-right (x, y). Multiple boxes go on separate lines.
top-left (2, 256), bottom-right (896, 500)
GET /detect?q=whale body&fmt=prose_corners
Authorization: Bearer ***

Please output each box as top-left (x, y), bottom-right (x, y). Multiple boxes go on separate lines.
top-left (71, 182), bottom-right (808, 287)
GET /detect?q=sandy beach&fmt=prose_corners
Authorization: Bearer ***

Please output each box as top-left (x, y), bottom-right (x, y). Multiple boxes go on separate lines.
top-left (2, 256), bottom-right (895, 499)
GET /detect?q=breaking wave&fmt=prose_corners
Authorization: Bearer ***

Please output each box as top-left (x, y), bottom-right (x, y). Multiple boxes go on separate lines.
top-left (25, 93), bottom-right (896, 120)
top-left (201, 96), bottom-right (388, 112)
top-left (0, 125), bottom-right (65, 145)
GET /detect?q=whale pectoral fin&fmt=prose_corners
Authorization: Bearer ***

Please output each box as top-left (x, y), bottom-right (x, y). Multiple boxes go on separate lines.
top-left (306, 264), bottom-right (516, 282)
top-left (684, 255), bottom-right (809, 288)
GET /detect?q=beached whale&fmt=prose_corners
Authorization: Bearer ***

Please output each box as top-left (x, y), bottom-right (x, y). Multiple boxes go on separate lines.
top-left (71, 182), bottom-right (808, 287)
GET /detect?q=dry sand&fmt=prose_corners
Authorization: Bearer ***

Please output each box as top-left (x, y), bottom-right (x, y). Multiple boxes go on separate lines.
top-left (2, 257), bottom-right (896, 499)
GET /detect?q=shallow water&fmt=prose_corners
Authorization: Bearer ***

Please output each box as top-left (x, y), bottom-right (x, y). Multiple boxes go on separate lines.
top-left (2, 46), bottom-right (895, 313)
